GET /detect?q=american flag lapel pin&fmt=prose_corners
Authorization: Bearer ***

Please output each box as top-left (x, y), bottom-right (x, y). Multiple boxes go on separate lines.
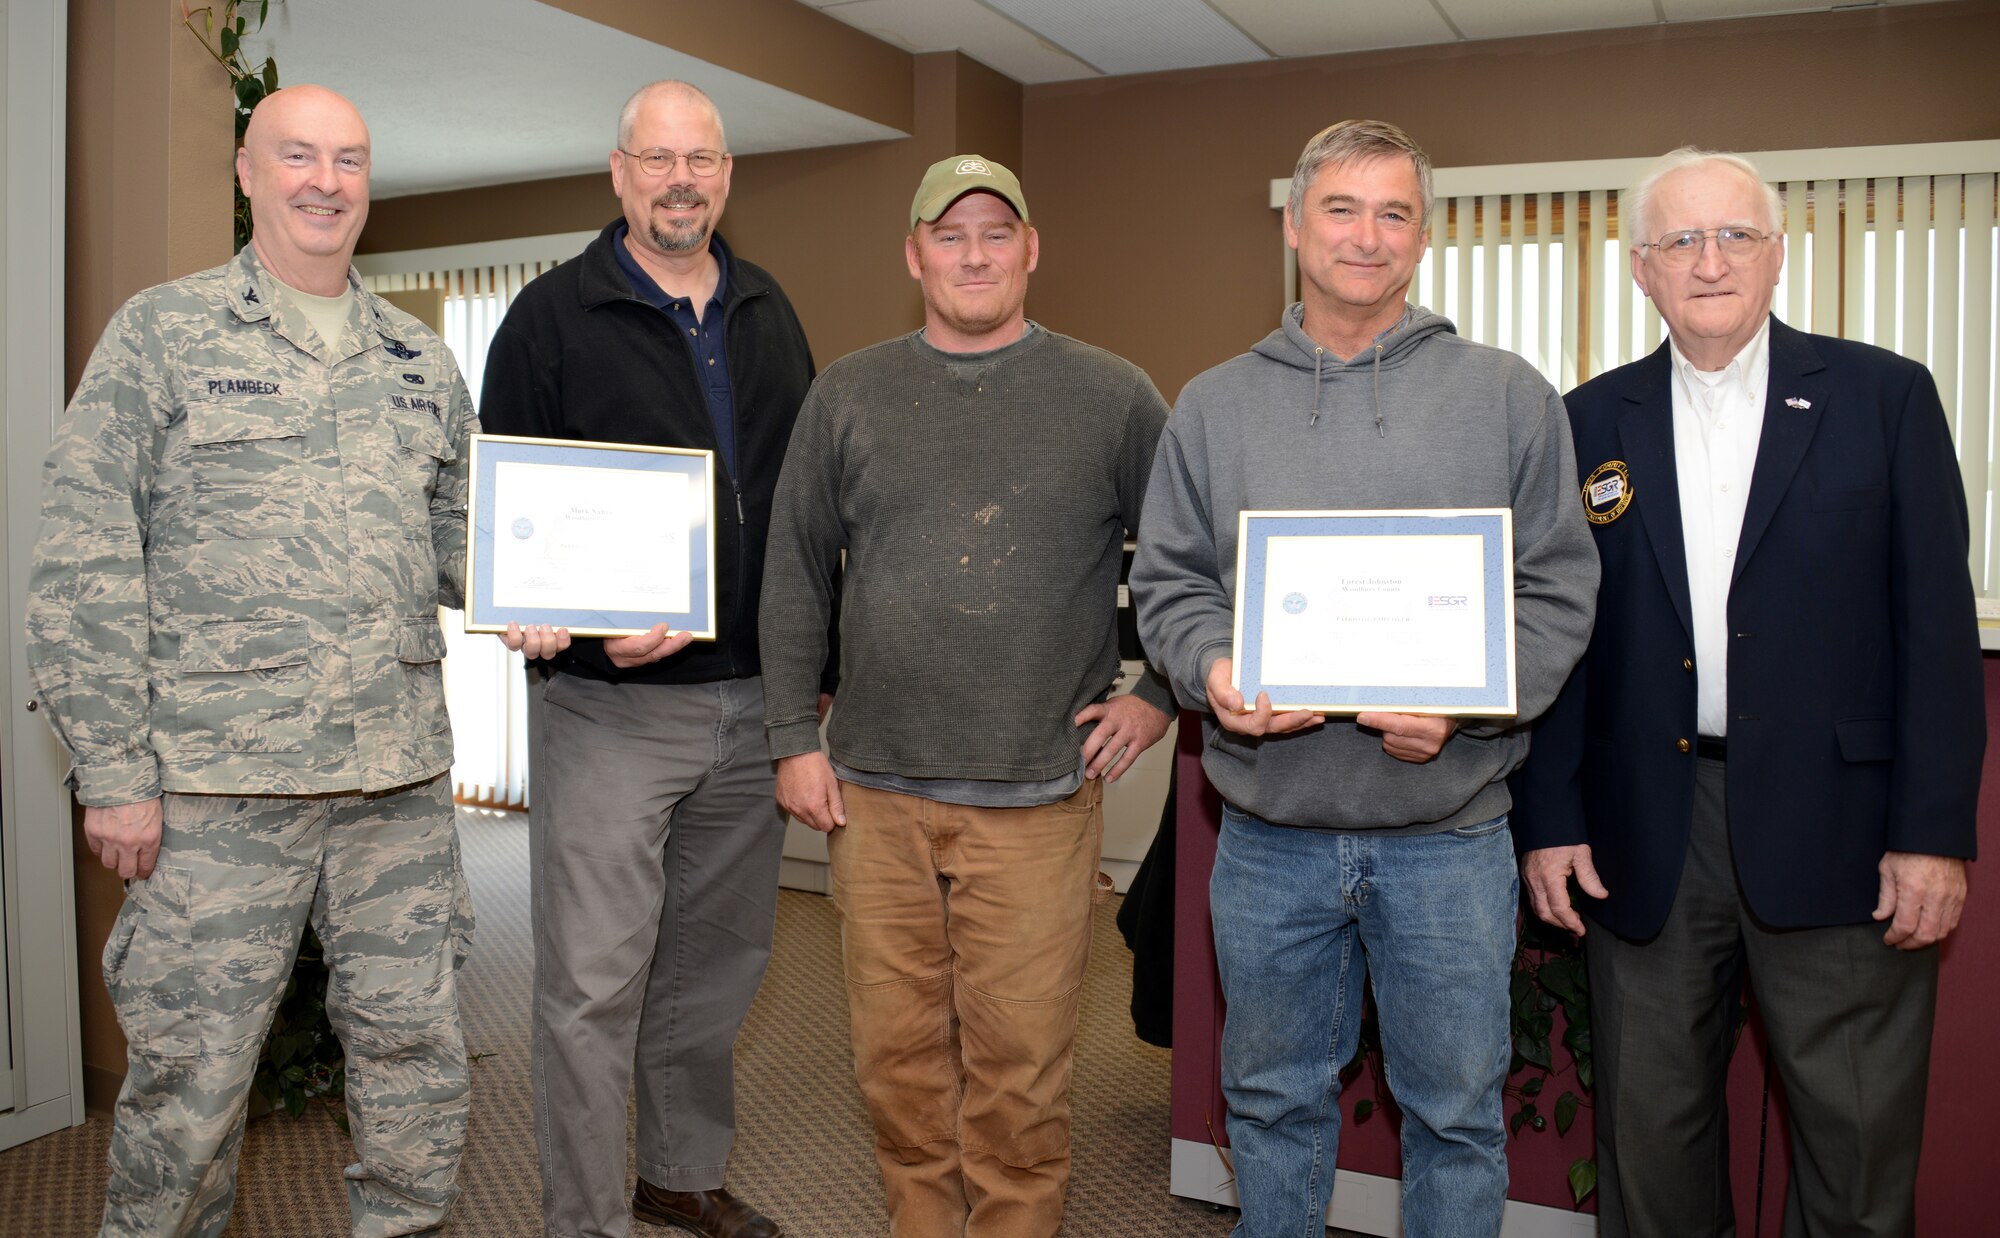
top-left (1785, 396), bottom-right (1812, 410)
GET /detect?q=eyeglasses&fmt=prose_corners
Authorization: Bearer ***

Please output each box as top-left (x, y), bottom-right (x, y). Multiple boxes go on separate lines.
top-left (618, 148), bottom-right (727, 177)
top-left (1640, 226), bottom-right (1774, 268)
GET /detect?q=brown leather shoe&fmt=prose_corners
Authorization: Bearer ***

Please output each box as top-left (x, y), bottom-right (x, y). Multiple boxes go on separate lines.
top-left (631, 1181), bottom-right (782, 1238)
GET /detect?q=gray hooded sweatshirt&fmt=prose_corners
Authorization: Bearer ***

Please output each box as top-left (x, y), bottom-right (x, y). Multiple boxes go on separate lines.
top-left (1129, 303), bottom-right (1598, 832)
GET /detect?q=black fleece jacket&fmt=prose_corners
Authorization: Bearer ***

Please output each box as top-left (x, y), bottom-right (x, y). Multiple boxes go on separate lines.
top-left (481, 221), bottom-right (817, 685)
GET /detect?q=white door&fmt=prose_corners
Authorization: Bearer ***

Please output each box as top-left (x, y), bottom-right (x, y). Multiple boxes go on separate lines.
top-left (0, 0), bottom-right (87, 1152)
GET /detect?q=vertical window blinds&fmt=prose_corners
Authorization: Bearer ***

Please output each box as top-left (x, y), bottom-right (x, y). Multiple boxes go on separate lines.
top-left (1276, 142), bottom-right (2000, 596)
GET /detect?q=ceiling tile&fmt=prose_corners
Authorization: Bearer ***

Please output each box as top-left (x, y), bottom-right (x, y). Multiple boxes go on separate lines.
top-left (810, 0), bottom-right (1099, 83)
top-left (1210, 0), bottom-right (1458, 55)
top-left (1439, 0), bottom-right (1657, 41)
top-left (981, 0), bottom-right (1271, 76)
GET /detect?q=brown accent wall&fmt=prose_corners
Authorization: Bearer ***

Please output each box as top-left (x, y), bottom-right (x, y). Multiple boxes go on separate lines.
top-left (726, 53), bottom-right (1022, 365)
top-left (65, 0), bottom-right (236, 1109)
top-left (362, 51), bottom-right (1024, 370)
top-left (1024, 0), bottom-right (2000, 400)
top-left (378, 287), bottom-right (447, 336)
top-left (67, 0), bottom-right (235, 1112)
top-left (542, 0), bottom-right (912, 133)
top-left (358, 170), bottom-right (614, 253)
top-left (67, 0), bottom-right (235, 390)
top-left (364, 3), bottom-right (1999, 403)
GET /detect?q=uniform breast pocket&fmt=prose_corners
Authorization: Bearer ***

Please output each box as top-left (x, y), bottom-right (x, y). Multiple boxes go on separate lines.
top-left (185, 399), bottom-right (308, 538)
top-left (392, 411), bottom-right (452, 512)
top-left (170, 618), bottom-right (312, 752)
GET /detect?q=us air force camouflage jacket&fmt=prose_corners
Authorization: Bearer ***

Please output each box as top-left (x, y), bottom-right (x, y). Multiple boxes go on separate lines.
top-left (27, 245), bottom-right (477, 805)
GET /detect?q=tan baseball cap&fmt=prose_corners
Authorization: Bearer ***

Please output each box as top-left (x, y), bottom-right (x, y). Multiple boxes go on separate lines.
top-left (909, 155), bottom-right (1030, 231)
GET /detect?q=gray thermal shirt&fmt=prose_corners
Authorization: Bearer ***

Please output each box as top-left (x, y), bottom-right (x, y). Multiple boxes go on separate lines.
top-left (759, 323), bottom-right (1173, 787)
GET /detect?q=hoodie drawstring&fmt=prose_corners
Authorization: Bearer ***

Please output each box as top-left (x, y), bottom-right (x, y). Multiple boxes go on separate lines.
top-left (1373, 344), bottom-right (1385, 438)
top-left (1306, 340), bottom-right (1390, 436)
top-left (1309, 346), bottom-right (1325, 426)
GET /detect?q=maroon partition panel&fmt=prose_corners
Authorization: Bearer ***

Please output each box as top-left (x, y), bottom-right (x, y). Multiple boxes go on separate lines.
top-left (1172, 665), bottom-right (1998, 1230)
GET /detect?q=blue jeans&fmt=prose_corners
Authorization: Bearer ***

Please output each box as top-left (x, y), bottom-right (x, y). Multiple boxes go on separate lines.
top-left (1211, 803), bottom-right (1517, 1238)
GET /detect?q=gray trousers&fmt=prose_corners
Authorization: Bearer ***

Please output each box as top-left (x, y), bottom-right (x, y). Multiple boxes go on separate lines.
top-left (528, 672), bottom-right (784, 1238)
top-left (1585, 756), bottom-right (1938, 1238)
top-left (100, 775), bottom-right (470, 1238)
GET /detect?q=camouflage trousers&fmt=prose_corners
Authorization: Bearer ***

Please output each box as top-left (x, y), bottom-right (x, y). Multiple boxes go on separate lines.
top-left (98, 774), bottom-right (473, 1238)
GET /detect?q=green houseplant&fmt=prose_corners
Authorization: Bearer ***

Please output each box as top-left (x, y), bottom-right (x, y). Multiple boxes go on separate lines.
top-left (1345, 907), bottom-right (1597, 1205)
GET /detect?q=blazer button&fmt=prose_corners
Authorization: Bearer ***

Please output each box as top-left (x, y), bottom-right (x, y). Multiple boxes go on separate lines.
top-left (1676, 737), bottom-right (1692, 753)
top-left (1682, 657), bottom-right (1694, 672)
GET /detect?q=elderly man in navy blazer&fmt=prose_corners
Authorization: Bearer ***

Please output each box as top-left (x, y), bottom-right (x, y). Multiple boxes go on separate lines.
top-left (1513, 147), bottom-right (1983, 1237)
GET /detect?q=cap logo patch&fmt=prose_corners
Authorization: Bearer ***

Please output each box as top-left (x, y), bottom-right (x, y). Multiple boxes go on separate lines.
top-left (956, 159), bottom-right (991, 176)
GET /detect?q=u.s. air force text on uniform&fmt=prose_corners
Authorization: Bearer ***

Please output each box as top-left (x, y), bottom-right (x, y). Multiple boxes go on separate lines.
top-left (27, 242), bottom-right (480, 1238)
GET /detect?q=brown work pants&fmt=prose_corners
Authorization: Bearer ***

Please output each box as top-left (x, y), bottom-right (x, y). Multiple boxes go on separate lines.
top-left (827, 778), bottom-right (1104, 1238)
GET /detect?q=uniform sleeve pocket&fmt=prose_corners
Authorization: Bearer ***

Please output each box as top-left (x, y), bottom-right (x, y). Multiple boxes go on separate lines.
top-left (395, 412), bottom-right (452, 462)
top-left (397, 620), bottom-right (447, 665)
top-left (1835, 716), bottom-right (1895, 762)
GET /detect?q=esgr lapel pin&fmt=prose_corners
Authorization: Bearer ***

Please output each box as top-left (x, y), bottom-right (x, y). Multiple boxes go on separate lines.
top-left (1582, 460), bottom-right (1633, 525)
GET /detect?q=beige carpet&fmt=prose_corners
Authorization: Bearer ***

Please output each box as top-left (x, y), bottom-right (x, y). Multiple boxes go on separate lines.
top-left (0, 809), bottom-right (1285, 1236)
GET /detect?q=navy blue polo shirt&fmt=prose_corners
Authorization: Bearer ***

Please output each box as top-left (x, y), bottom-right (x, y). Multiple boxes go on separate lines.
top-left (613, 225), bottom-right (737, 477)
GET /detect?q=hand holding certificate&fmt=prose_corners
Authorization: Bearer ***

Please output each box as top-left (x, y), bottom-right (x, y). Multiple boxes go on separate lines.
top-left (1232, 509), bottom-right (1517, 716)
top-left (467, 435), bottom-right (718, 638)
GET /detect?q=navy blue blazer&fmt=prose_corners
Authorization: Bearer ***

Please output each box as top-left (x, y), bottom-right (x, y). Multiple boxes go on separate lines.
top-left (1512, 318), bottom-right (1983, 939)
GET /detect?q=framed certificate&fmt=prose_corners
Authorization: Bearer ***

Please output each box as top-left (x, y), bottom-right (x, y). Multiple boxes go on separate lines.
top-left (465, 434), bottom-right (717, 638)
top-left (1232, 509), bottom-right (1516, 715)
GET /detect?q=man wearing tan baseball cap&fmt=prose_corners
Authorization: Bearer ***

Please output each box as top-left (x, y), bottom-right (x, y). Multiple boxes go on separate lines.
top-left (758, 155), bottom-right (1175, 1236)
top-left (908, 153), bottom-right (1031, 230)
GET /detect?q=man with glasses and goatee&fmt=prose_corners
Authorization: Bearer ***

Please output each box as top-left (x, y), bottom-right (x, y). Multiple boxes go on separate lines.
top-left (482, 80), bottom-right (819, 1238)
top-left (1514, 147), bottom-right (1982, 1237)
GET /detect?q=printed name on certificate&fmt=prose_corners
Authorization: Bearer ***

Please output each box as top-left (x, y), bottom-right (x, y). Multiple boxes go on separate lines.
top-left (490, 461), bottom-right (693, 614)
top-left (1258, 533), bottom-right (1488, 688)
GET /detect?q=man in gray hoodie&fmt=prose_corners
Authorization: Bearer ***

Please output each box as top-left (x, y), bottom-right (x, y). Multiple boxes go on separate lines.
top-left (1130, 120), bottom-right (1597, 1237)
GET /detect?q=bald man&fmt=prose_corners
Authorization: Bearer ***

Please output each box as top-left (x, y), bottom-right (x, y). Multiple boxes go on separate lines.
top-left (28, 85), bottom-right (477, 1237)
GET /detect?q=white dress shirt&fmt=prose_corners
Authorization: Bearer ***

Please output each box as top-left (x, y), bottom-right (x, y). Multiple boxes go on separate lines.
top-left (1670, 320), bottom-right (1771, 739)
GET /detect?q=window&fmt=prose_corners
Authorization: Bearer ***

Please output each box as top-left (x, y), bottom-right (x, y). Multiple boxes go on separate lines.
top-left (358, 232), bottom-right (595, 806)
top-left (1274, 141), bottom-right (2000, 596)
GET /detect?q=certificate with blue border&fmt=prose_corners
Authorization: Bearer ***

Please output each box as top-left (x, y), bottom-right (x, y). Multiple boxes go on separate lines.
top-left (1232, 509), bottom-right (1516, 715)
top-left (465, 434), bottom-right (716, 639)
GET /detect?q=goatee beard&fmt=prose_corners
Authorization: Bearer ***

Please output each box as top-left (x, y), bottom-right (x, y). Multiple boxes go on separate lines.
top-left (649, 191), bottom-right (709, 254)
top-left (648, 219), bottom-right (705, 254)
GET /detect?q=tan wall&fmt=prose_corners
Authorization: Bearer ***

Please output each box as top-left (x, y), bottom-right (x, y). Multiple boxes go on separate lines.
top-left (361, 51), bottom-right (1024, 370)
top-left (1024, 0), bottom-right (2000, 400)
top-left (67, 0), bottom-right (234, 390)
top-left (65, 0), bottom-right (236, 1109)
top-left (365, 3), bottom-right (2000, 400)
top-left (544, 0), bottom-right (911, 133)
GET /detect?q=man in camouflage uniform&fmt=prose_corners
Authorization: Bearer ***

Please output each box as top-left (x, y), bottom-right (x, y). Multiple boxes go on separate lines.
top-left (27, 85), bottom-right (476, 1238)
